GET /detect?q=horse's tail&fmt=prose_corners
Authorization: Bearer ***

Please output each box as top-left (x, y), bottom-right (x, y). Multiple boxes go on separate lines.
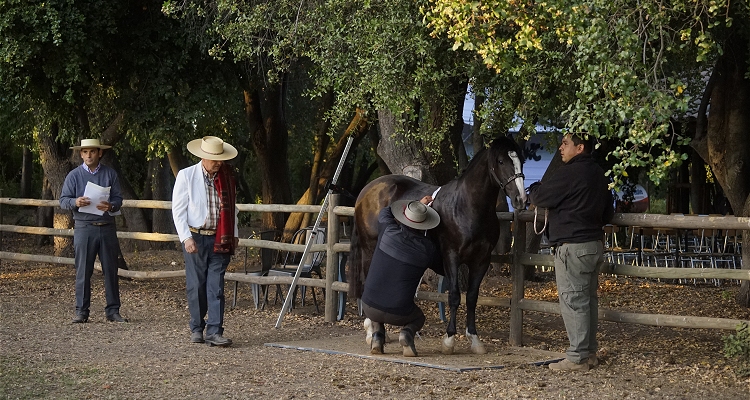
top-left (347, 216), bottom-right (366, 299)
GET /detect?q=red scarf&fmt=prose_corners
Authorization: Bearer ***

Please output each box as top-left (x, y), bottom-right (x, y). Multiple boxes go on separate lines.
top-left (213, 163), bottom-right (237, 255)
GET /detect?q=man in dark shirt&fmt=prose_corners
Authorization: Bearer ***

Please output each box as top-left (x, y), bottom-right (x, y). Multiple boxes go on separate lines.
top-left (528, 133), bottom-right (614, 371)
top-left (361, 195), bottom-right (441, 357)
top-left (60, 139), bottom-right (126, 324)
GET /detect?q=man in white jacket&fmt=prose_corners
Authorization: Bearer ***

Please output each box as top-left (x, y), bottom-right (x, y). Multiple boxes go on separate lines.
top-left (172, 136), bottom-right (239, 347)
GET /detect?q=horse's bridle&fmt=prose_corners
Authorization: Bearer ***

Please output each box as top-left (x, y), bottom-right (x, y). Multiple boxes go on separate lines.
top-left (490, 151), bottom-right (525, 190)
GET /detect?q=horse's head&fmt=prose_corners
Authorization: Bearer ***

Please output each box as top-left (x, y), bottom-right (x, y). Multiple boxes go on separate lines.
top-left (488, 136), bottom-right (527, 210)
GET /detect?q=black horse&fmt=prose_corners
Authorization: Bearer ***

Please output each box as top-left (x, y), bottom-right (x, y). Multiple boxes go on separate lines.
top-left (348, 135), bottom-right (526, 354)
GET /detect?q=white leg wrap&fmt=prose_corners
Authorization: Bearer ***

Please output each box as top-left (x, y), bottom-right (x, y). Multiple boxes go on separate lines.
top-left (467, 329), bottom-right (487, 354)
top-left (441, 333), bottom-right (455, 355)
top-left (364, 318), bottom-right (373, 345)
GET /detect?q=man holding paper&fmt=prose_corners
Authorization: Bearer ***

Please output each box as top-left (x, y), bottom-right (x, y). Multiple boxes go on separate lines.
top-left (60, 138), bottom-right (127, 324)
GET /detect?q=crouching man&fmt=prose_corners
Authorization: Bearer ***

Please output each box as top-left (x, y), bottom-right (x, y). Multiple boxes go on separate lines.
top-left (361, 196), bottom-right (442, 357)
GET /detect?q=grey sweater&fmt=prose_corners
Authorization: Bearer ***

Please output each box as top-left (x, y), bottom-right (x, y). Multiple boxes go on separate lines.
top-left (59, 164), bottom-right (123, 225)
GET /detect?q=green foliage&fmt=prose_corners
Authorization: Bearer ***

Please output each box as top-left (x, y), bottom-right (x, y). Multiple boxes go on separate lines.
top-left (723, 322), bottom-right (750, 377)
top-left (424, 0), bottom-right (749, 188)
top-left (301, 0), bottom-right (477, 154)
top-left (0, 0), bottom-right (251, 201)
top-left (165, 0), bottom-right (483, 161)
top-left (0, 0), bottom-right (244, 151)
top-left (647, 197), bottom-right (666, 214)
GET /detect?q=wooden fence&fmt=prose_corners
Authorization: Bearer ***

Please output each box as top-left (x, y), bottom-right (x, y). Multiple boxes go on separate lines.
top-left (1, 196), bottom-right (749, 346)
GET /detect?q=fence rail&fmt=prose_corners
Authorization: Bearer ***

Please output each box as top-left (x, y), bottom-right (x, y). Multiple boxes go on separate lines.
top-left (1, 196), bottom-right (748, 346)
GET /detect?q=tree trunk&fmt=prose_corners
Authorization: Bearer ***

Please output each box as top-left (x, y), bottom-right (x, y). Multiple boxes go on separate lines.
top-left (283, 117), bottom-right (329, 241)
top-left (35, 177), bottom-right (53, 246)
top-left (377, 108), bottom-right (431, 181)
top-left (101, 142), bottom-right (150, 252)
top-left (376, 79), bottom-right (466, 185)
top-left (738, 200), bottom-right (750, 306)
top-left (301, 92), bottom-right (334, 231)
top-left (167, 150), bottom-right (191, 178)
top-left (282, 108), bottom-right (369, 241)
top-left (377, 107), bottom-right (459, 185)
top-left (692, 34), bottom-right (750, 307)
top-left (425, 79), bottom-right (467, 184)
top-left (439, 79), bottom-right (469, 179)
top-left (690, 153), bottom-right (708, 214)
top-left (36, 121), bottom-right (75, 257)
top-left (149, 156), bottom-right (175, 249)
top-left (20, 147), bottom-right (33, 198)
top-left (244, 80), bottom-right (292, 233)
top-left (367, 123), bottom-right (390, 178)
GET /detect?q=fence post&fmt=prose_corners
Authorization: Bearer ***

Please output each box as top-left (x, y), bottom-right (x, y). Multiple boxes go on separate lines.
top-left (324, 194), bottom-right (340, 322)
top-left (509, 209), bottom-right (526, 346)
top-left (0, 189), bottom-right (3, 267)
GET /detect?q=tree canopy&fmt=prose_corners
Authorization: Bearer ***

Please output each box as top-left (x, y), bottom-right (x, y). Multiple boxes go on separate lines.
top-left (425, 0), bottom-right (748, 187)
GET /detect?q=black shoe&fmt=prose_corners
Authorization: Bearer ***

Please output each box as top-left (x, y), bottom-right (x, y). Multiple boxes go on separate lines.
top-left (370, 332), bottom-right (385, 354)
top-left (205, 334), bottom-right (232, 347)
top-left (190, 331), bottom-right (204, 343)
top-left (106, 313), bottom-right (128, 323)
top-left (71, 314), bottom-right (88, 324)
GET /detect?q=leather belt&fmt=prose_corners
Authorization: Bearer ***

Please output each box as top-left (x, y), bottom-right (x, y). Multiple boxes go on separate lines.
top-left (90, 222), bottom-right (110, 226)
top-left (190, 227), bottom-right (216, 235)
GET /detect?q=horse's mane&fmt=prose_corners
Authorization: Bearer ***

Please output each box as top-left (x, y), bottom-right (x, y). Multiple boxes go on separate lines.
top-left (455, 135), bottom-right (522, 180)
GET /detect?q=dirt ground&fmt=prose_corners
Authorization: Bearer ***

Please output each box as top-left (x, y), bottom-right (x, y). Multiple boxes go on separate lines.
top-left (2, 232), bottom-right (750, 399)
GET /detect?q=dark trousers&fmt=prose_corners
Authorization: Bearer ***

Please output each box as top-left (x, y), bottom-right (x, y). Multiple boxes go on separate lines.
top-left (362, 302), bottom-right (426, 334)
top-left (183, 233), bottom-right (230, 336)
top-left (74, 223), bottom-right (121, 317)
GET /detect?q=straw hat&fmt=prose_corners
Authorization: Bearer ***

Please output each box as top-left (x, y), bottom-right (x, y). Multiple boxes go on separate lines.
top-left (70, 138), bottom-right (112, 150)
top-left (391, 200), bottom-right (441, 230)
top-left (186, 136), bottom-right (238, 161)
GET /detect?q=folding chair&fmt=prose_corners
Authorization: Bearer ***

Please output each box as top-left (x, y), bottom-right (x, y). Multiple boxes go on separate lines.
top-left (681, 228), bottom-right (715, 285)
top-left (233, 230), bottom-right (280, 309)
top-left (266, 227), bottom-right (326, 312)
top-left (713, 229), bottom-right (739, 285)
top-left (608, 226), bottom-right (641, 266)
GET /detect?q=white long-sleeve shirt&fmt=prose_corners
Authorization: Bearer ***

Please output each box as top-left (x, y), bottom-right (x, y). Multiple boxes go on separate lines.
top-left (172, 162), bottom-right (239, 243)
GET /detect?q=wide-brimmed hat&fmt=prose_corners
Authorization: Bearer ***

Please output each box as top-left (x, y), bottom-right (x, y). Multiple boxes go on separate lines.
top-left (186, 136), bottom-right (238, 161)
top-left (391, 199), bottom-right (441, 230)
top-left (70, 138), bottom-right (112, 150)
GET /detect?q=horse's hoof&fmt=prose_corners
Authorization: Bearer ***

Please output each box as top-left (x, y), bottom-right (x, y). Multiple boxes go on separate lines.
top-left (471, 341), bottom-right (487, 354)
top-left (441, 333), bottom-right (455, 355)
top-left (466, 330), bottom-right (487, 355)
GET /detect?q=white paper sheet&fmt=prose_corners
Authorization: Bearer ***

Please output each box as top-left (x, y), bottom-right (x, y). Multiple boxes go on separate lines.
top-left (79, 181), bottom-right (110, 216)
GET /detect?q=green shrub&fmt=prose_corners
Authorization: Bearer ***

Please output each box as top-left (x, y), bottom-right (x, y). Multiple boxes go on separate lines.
top-left (723, 322), bottom-right (750, 377)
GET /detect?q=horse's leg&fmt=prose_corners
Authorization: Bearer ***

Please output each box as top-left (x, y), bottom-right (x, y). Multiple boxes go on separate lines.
top-left (441, 256), bottom-right (461, 355)
top-left (465, 261), bottom-right (491, 354)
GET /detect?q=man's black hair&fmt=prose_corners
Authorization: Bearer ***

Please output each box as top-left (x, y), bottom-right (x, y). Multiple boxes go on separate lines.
top-left (569, 133), bottom-right (593, 154)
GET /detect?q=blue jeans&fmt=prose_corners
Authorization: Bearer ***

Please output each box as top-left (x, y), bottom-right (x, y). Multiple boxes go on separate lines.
top-left (554, 241), bottom-right (603, 363)
top-left (183, 233), bottom-right (230, 336)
